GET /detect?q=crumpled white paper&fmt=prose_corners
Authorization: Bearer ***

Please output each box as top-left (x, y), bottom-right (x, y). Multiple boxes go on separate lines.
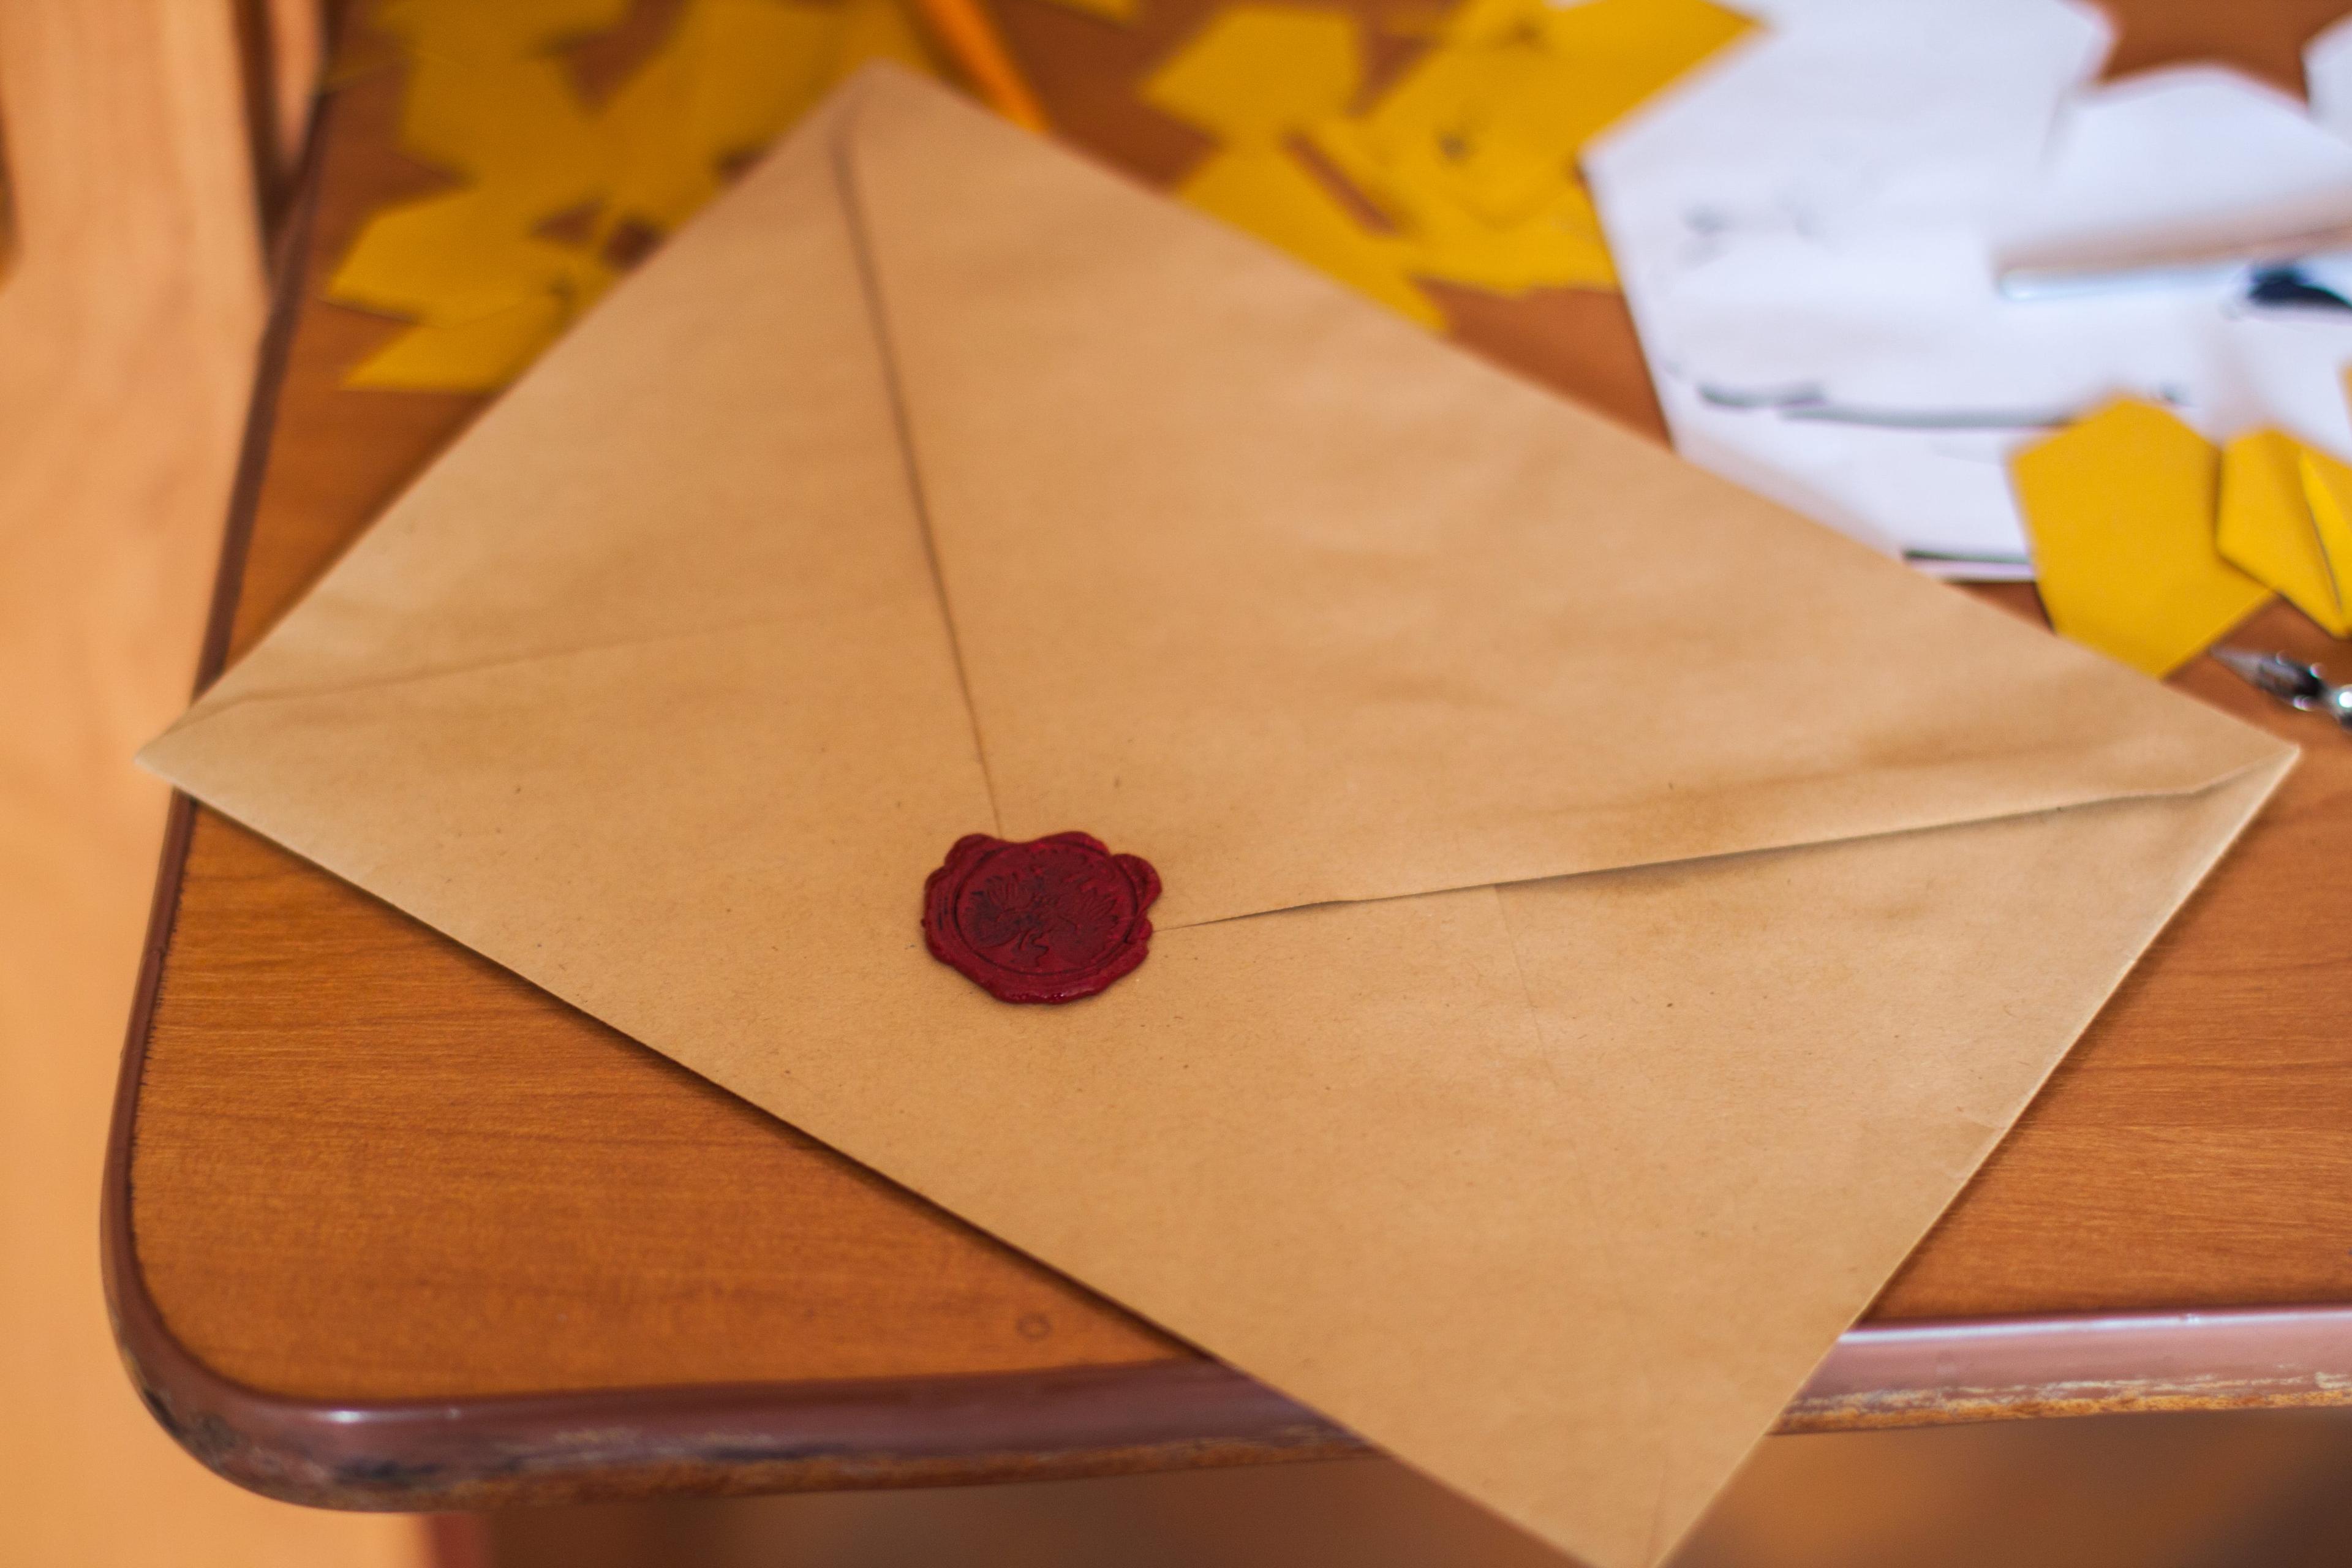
top-left (1586, 0), bottom-right (2352, 576)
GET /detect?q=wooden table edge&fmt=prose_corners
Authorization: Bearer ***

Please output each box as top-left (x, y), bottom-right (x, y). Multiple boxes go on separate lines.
top-left (100, 78), bottom-right (2352, 1512)
top-left (106, 888), bottom-right (2352, 1512)
top-left (105, 944), bottom-right (1359, 1509)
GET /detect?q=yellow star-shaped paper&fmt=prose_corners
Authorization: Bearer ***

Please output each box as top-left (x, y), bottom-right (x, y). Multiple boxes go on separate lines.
top-left (1144, 0), bottom-right (1749, 326)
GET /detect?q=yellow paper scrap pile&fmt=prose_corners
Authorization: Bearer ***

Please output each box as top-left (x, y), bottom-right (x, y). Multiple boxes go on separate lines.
top-left (1144, 10), bottom-right (1441, 323)
top-left (1143, 0), bottom-right (1750, 328)
top-left (332, 0), bottom-right (935, 390)
top-left (2011, 401), bottom-right (2271, 677)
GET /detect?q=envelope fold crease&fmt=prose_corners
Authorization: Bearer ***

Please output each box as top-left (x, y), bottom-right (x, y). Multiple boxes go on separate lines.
top-left (837, 69), bottom-right (2281, 932)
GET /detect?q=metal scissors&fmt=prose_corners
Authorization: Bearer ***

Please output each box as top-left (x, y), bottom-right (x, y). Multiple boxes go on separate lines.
top-left (2212, 647), bottom-right (2352, 734)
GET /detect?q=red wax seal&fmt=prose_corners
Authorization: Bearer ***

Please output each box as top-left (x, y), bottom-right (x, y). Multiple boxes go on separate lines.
top-left (922, 832), bottom-right (1161, 1004)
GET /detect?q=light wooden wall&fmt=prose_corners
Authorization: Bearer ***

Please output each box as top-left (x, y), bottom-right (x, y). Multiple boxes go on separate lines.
top-left (0, 2), bottom-right (413, 1563)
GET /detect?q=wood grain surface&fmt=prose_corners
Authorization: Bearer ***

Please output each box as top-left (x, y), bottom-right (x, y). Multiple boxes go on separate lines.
top-left (114, 0), bottom-right (2352, 1493)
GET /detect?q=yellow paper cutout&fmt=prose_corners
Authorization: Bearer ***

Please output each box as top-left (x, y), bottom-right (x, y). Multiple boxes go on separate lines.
top-left (344, 293), bottom-right (578, 390)
top-left (1319, 0), bottom-right (1746, 235)
top-left (1142, 7), bottom-right (1361, 146)
top-left (1375, 4), bottom-right (1452, 39)
top-left (2215, 431), bottom-right (2352, 638)
top-left (333, 0), bottom-right (938, 390)
top-left (1325, 136), bottom-right (1618, 290)
top-left (1144, 9), bottom-right (1442, 323)
top-left (374, 0), bottom-right (631, 63)
top-left (831, 0), bottom-right (937, 80)
top-left (2295, 450), bottom-right (2352, 635)
top-left (1035, 0), bottom-right (1139, 23)
top-left (1145, 0), bottom-right (1745, 325)
top-left (1178, 145), bottom-right (1443, 326)
top-left (2011, 401), bottom-right (2271, 677)
top-left (595, 0), bottom-right (844, 238)
top-left (330, 184), bottom-right (615, 332)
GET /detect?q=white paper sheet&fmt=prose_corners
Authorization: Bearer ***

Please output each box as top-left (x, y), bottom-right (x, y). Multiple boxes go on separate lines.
top-left (1587, 1), bottom-right (2352, 576)
top-left (2305, 13), bottom-right (2352, 145)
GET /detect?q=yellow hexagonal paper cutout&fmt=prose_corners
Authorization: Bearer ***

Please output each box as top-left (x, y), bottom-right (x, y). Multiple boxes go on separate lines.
top-left (2011, 400), bottom-right (2271, 676)
top-left (2293, 448), bottom-right (2352, 636)
top-left (1142, 7), bottom-right (1362, 147)
top-left (2217, 430), bottom-right (2352, 638)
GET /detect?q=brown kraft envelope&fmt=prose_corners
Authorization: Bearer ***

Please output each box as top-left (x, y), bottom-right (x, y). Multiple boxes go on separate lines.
top-left (142, 66), bottom-right (2297, 1568)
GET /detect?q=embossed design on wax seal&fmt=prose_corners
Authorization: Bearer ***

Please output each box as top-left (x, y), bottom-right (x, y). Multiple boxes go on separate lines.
top-left (922, 832), bottom-right (1161, 1004)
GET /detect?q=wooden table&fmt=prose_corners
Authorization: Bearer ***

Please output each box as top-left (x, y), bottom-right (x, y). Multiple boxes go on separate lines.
top-left (106, 0), bottom-right (2352, 1513)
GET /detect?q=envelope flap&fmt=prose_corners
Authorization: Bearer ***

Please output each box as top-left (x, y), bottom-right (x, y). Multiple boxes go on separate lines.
top-left (146, 89), bottom-right (998, 899)
top-left (165, 91), bottom-right (944, 730)
top-left (843, 68), bottom-right (2284, 930)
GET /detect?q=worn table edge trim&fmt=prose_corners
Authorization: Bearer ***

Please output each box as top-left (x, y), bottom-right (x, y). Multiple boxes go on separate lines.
top-left (1782, 1303), bottom-right (2352, 1433)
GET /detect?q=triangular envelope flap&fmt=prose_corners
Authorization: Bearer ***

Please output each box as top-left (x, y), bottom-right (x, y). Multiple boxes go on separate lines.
top-left (843, 69), bottom-right (2282, 932)
top-left (156, 92), bottom-right (949, 729)
top-left (141, 92), bottom-right (998, 945)
top-left (1495, 751), bottom-right (2291, 1563)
